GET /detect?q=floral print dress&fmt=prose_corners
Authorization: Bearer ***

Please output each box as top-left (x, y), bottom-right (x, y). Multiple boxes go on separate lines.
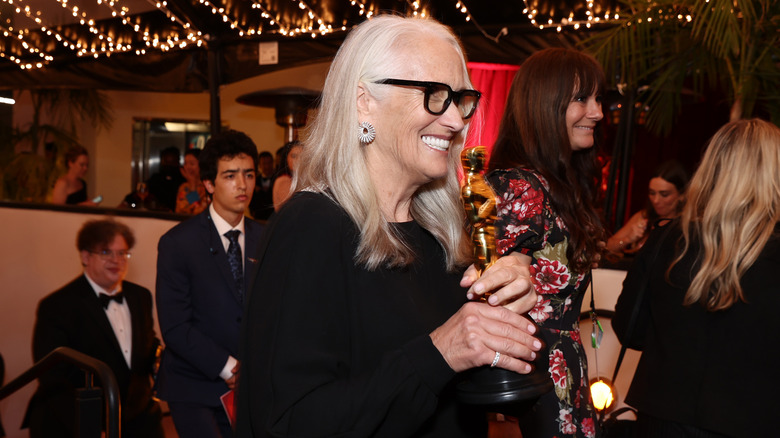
top-left (488, 168), bottom-right (596, 438)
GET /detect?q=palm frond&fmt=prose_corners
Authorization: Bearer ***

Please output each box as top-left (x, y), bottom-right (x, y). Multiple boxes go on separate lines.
top-left (583, 0), bottom-right (780, 136)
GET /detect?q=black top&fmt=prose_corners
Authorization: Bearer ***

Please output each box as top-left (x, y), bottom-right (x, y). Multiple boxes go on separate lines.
top-left (236, 191), bottom-right (486, 437)
top-left (65, 179), bottom-right (87, 204)
top-left (613, 223), bottom-right (780, 437)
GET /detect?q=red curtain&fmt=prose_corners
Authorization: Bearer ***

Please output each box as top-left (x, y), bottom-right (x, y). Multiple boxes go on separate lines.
top-left (465, 62), bottom-right (520, 154)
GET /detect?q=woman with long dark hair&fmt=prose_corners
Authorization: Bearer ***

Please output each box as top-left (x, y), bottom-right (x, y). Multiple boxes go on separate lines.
top-left (487, 47), bottom-right (606, 437)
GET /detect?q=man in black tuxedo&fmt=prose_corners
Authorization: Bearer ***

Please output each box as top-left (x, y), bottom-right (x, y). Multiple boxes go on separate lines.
top-left (24, 219), bottom-right (163, 438)
top-left (155, 130), bottom-right (262, 438)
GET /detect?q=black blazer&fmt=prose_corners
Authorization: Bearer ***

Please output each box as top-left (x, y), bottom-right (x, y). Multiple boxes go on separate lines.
top-left (24, 275), bottom-right (161, 437)
top-left (155, 209), bottom-right (263, 406)
top-left (613, 224), bottom-right (780, 437)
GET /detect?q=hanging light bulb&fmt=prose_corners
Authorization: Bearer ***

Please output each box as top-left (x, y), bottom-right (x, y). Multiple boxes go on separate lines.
top-left (590, 378), bottom-right (615, 411)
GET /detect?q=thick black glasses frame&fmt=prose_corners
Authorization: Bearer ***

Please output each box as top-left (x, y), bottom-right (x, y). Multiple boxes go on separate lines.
top-left (376, 79), bottom-right (481, 119)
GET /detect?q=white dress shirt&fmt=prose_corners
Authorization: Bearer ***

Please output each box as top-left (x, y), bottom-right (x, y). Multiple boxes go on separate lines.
top-left (208, 203), bottom-right (243, 381)
top-left (85, 273), bottom-right (133, 368)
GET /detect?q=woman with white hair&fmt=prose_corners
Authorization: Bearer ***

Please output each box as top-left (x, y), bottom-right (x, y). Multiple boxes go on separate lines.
top-left (236, 15), bottom-right (540, 437)
top-left (614, 118), bottom-right (780, 437)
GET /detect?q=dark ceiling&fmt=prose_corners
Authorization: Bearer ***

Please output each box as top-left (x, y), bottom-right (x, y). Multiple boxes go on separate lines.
top-left (0, 0), bottom-right (617, 92)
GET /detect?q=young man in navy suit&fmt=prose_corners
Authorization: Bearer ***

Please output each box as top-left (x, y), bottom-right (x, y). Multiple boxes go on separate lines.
top-left (25, 219), bottom-right (163, 438)
top-left (155, 130), bottom-right (262, 438)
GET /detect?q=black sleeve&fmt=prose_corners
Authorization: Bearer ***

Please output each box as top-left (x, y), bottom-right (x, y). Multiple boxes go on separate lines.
top-left (237, 194), bottom-right (454, 438)
top-left (612, 224), bottom-right (673, 350)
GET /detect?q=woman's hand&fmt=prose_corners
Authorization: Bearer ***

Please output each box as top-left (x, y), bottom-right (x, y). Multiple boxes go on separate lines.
top-left (430, 301), bottom-right (541, 373)
top-left (460, 252), bottom-right (536, 314)
top-left (607, 212), bottom-right (648, 255)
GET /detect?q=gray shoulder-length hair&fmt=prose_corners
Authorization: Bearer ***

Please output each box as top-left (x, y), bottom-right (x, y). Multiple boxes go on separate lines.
top-left (293, 14), bottom-right (473, 272)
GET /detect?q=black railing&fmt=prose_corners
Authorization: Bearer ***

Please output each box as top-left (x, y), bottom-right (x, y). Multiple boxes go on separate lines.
top-left (0, 346), bottom-right (121, 438)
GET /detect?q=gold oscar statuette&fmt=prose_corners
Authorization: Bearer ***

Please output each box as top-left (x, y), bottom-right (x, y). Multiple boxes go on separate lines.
top-left (456, 146), bottom-right (554, 408)
top-left (461, 145), bottom-right (498, 276)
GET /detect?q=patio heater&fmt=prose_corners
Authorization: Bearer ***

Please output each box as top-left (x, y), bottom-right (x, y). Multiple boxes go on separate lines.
top-left (236, 87), bottom-right (321, 143)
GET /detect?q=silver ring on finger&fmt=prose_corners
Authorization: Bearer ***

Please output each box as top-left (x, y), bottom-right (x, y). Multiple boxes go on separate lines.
top-left (490, 351), bottom-right (501, 368)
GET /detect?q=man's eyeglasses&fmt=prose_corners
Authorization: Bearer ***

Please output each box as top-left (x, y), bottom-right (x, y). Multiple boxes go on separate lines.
top-left (375, 79), bottom-right (481, 119)
top-left (90, 249), bottom-right (132, 261)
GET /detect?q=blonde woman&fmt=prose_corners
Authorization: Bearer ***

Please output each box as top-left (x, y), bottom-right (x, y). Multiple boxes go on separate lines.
top-left (51, 146), bottom-right (100, 206)
top-left (614, 118), bottom-right (780, 437)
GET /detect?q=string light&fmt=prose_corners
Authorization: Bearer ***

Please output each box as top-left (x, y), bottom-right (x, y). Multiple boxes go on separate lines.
top-left (0, 0), bottom-right (686, 72)
top-left (520, 0), bottom-right (613, 32)
top-left (0, 0), bottom-right (204, 69)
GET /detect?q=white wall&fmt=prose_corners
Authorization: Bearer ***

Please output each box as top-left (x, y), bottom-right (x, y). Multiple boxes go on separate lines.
top-left (11, 61), bottom-right (331, 207)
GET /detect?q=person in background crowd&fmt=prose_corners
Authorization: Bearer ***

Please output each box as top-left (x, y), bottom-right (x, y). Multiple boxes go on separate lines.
top-left (273, 145), bottom-right (285, 175)
top-left (614, 118), bottom-right (780, 437)
top-left (486, 47), bottom-right (606, 437)
top-left (23, 219), bottom-right (163, 438)
top-left (148, 146), bottom-right (186, 212)
top-left (156, 130), bottom-right (262, 438)
top-left (271, 141), bottom-right (302, 211)
top-left (236, 15), bottom-right (539, 437)
top-left (51, 146), bottom-right (100, 206)
top-left (606, 160), bottom-right (688, 258)
top-left (249, 151), bottom-right (275, 220)
top-left (176, 148), bottom-right (209, 215)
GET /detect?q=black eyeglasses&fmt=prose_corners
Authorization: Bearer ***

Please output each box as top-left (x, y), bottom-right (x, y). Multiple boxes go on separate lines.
top-left (375, 79), bottom-right (481, 119)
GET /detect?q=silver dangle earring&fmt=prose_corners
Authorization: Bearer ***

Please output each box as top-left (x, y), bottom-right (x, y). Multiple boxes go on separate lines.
top-left (358, 121), bottom-right (376, 144)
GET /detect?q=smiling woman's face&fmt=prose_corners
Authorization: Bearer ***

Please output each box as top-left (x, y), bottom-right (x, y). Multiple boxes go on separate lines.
top-left (183, 154), bottom-right (200, 180)
top-left (565, 90), bottom-right (603, 151)
top-left (368, 37), bottom-right (468, 189)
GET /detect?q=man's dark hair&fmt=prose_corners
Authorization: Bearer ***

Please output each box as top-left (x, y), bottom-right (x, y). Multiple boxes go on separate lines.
top-left (161, 146), bottom-right (181, 160)
top-left (258, 151), bottom-right (273, 160)
top-left (77, 219), bottom-right (135, 252)
top-left (199, 130), bottom-right (259, 183)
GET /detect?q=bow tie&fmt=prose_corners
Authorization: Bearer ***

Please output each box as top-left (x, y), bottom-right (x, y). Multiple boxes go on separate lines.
top-left (99, 292), bottom-right (124, 309)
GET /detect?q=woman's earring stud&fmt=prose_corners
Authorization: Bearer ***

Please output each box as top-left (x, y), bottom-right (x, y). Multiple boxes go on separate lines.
top-left (358, 121), bottom-right (376, 144)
